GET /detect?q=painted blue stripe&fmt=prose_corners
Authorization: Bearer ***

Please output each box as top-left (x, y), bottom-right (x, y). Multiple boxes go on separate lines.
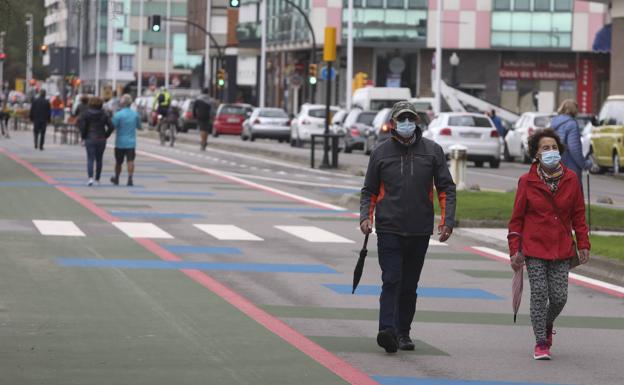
top-left (57, 258), bottom-right (338, 274)
top-left (320, 187), bottom-right (361, 195)
top-left (162, 245), bottom-right (242, 255)
top-left (56, 175), bottom-right (166, 181)
top-left (247, 207), bottom-right (348, 213)
top-left (0, 181), bottom-right (144, 188)
top-left (373, 377), bottom-right (574, 385)
top-left (109, 211), bottom-right (204, 219)
top-left (326, 284), bottom-right (503, 300)
top-left (131, 190), bottom-right (214, 196)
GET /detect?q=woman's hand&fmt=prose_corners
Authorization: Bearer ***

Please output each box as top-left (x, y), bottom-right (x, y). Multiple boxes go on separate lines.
top-left (578, 249), bottom-right (590, 265)
top-left (510, 251), bottom-right (525, 271)
top-left (359, 219), bottom-right (372, 235)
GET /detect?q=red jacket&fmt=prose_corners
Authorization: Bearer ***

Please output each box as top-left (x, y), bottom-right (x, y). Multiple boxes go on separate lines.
top-left (508, 163), bottom-right (590, 260)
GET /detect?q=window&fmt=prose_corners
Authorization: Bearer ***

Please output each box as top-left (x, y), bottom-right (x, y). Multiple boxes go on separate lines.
top-left (119, 55), bottom-right (133, 71)
top-left (534, 0), bottom-right (551, 11)
top-left (598, 100), bottom-right (624, 125)
top-left (343, 0), bottom-right (364, 6)
top-left (148, 47), bottom-right (167, 61)
top-left (409, 0), bottom-right (427, 8)
top-left (514, 0), bottom-right (530, 10)
top-left (554, 0), bottom-right (572, 11)
top-left (387, 0), bottom-right (404, 9)
top-left (534, 116), bottom-right (551, 128)
top-left (366, 0), bottom-right (383, 8)
top-left (357, 112), bottom-right (377, 125)
top-left (494, 0), bottom-right (511, 10)
top-left (448, 116), bottom-right (493, 128)
top-left (259, 109), bottom-right (288, 118)
top-left (115, 28), bottom-right (123, 41)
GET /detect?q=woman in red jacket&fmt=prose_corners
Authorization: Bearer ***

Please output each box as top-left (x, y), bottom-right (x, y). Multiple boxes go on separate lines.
top-left (508, 129), bottom-right (590, 361)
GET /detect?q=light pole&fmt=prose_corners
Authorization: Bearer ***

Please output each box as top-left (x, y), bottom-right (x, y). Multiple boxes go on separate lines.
top-left (165, 0), bottom-right (171, 88)
top-left (204, 0), bottom-right (212, 90)
top-left (346, 0), bottom-right (353, 110)
top-left (259, 0), bottom-right (267, 107)
top-left (450, 52), bottom-right (459, 87)
top-left (25, 13), bottom-right (34, 97)
top-left (137, 0), bottom-right (144, 97)
top-left (0, 31), bottom-right (5, 94)
top-left (434, 0), bottom-right (442, 114)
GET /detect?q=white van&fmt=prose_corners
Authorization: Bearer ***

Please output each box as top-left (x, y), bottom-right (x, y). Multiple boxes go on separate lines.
top-left (352, 87), bottom-right (411, 111)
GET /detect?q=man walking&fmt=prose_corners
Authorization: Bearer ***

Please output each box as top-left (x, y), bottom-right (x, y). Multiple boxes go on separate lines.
top-left (29, 89), bottom-right (51, 150)
top-left (360, 101), bottom-right (456, 353)
top-left (193, 88), bottom-right (214, 151)
top-left (110, 94), bottom-right (140, 186)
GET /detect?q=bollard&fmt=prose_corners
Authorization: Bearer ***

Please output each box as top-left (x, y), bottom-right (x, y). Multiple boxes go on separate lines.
top-left (449, 144), bottom-right (467, 190)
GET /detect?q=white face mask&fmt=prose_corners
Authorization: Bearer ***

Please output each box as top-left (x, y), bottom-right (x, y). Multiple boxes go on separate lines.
top-left (395, 119), bottom-right (416, 138)
top-left (540, 150), bottom-right (561, 168)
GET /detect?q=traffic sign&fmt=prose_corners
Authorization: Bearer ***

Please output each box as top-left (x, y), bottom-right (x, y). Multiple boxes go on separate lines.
top-left (321, 66), bottom-right (336, 81)
top-left (290, 74), bottom-right (303, 88)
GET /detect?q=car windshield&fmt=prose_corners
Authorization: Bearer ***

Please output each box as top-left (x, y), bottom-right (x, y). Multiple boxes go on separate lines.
top-left (448, 115), bottom-right (492, 127)
top-left (598, 100), bottom-right (624, 125)
top-left (220, 106), bottom-right (247, 115)
top-left (357, 112), bottom-right (377, 126)
top-left (534, 116), bottom-right (551, 128)
top-left (259, 109), bottom-right (288, 118)
top-left (371, 100), bottom-right (403, 110)
top-left (308, 108), bottom-right (337, 118)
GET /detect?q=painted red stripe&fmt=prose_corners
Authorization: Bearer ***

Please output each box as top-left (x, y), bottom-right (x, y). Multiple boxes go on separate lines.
top-left (1, 148), bottom-right (378, 385)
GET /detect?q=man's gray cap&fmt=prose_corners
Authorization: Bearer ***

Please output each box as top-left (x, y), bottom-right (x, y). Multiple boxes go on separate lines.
top-left (391, 101), bottom-right (418, 120)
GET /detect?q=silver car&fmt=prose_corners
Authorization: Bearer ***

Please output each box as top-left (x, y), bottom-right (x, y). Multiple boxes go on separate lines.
top-left (241, 108), bottom-right (291, 142)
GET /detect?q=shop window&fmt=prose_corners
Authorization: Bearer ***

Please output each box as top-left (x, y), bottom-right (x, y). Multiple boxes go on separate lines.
top-left (513, 0), bottom-right (530, 11)
top-left (366, 0), bottom-right (383, 8)
top-left (408, 0), bottom-right (427, 8)
top-left (494, 0), bottom-right (511, 10)
top-left (343, 0), bottom-right (364, 7)
top-left (534, 0), bottom-right (551, 11)
top-left (387, 0), bottom-right (404, 8)
top-left (554, 0), bottom-right (572, 11)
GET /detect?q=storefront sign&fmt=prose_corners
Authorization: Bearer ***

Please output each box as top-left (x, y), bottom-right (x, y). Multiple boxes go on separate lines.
top-left (500, 58), bottom-right (576, 80)
top-left (576, 57), bottom-right (594, 114)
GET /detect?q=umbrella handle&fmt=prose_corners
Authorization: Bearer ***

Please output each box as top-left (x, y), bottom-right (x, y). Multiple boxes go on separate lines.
top-left (363, 233), bottom-right (369, 250)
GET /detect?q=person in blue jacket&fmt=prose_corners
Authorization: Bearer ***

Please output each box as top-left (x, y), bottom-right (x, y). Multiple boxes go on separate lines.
top-left (550, 100), bottom-right (590, 186)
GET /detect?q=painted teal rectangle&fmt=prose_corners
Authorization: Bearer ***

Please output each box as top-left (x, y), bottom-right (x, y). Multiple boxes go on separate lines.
top-left (109, 211), bottom-right (204, 219)
top-left (326, 284), bottom-right (503, 300)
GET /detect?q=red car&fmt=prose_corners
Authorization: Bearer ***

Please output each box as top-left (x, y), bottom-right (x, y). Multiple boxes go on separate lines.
top-left (213, 103), bottom-right (253, 137)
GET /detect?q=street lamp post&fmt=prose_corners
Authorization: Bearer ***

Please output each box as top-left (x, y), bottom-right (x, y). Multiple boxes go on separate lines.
top-left (450, 52), bottom-right (459, 87)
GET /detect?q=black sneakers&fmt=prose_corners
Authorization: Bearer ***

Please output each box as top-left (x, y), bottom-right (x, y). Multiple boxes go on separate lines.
top-left (110, 176), bottom-right (119, 185)
top-left (127, 176), bottom-right (134, 186)
top-left (377, 329), bottom-right (398, 353)
top-left (398, 335), bottom-right (415, 351)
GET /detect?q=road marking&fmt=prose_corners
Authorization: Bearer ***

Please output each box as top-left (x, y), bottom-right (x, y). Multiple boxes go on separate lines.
top-left (224, 171), bottom-right (362, 189)
top-left (467, 246), bottom-right (624, 298)
top-left (131, 190), bottom-right (215, 196)
top-left (32, 220), bottom-right (85, 236)
top-left (162, 245), bottom-right (242, 255)
top-left (110, 211), bottom-right (204, 219)
top-left (112, 222), bottom-right (174, 239)
top-left (194, 224), bottom-right (264, 241)
top-left (275, 225), bottom-right (354, 243)
top-left (329, 284), bottom-right (503, 300)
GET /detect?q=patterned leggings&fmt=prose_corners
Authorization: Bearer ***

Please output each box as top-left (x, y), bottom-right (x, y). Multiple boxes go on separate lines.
top-left (525, 257), bottom-right (570, 344)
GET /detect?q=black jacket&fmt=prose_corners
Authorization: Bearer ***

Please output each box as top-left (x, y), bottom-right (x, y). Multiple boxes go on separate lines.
top-left (360, 136), bottom-right (457, 236)
top-left (29, 96), bottom-right (51, 123)
top-left (193, 95), bottom-right (213, 122)
top-left (80, 108), bottom-right (114, 141)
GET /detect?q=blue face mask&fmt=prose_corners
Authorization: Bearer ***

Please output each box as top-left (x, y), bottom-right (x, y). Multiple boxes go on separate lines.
top-left (395, 119), bottom-right (417, 138)
top-left (540, 150), bottom-right (561, 168)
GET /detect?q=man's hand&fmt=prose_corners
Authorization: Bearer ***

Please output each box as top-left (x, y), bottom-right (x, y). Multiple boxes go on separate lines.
top-left (510, 251), bottom-right (525, 271)
top-left (438, 225), bottom-right (453, 242)
top-left (360, 219), bottom-right (372, 235)
top-left (578, 249), bottom-right (590, 265)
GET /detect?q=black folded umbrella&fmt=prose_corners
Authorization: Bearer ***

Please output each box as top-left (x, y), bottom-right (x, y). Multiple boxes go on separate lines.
top-left (352, 233), bottom-right (369, 294)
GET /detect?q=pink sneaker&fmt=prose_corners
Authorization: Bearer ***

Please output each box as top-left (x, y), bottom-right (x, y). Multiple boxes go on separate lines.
top-left (546, 325), bottom-right (556, 348)
top-left (534, 343), bottom-right (551, 360)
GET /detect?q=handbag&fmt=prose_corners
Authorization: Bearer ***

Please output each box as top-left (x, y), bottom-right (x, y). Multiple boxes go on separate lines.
top-left (545, 193), bottom-right (582, 269)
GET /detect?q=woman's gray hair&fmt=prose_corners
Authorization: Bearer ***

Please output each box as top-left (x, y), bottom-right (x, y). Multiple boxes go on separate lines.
top-left (557, 99), bottom-right (578, 117)
top-left (121, 94), bottom-right (133, 108)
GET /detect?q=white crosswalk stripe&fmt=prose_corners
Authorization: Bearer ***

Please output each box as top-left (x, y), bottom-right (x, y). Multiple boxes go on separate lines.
top-left (33, 220), bottom-right (85, 236)
top-left (112, 222), bottom-right (174, 239)
top-left (194, 224), bottom-right (263, 241)
top-left (275, 225), bottom-right (354, 243)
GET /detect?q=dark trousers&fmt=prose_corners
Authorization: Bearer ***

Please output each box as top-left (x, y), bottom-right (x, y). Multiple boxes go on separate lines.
top-left (377, 233), bottom-right (430, 335)
top-left (85, 140), bottom-right (106, 180)
top-left (33, 121), bottom-right (47, 149)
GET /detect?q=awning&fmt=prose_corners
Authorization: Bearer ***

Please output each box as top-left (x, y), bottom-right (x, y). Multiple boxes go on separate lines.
top-left (593, 24), bottom-right (612, 53)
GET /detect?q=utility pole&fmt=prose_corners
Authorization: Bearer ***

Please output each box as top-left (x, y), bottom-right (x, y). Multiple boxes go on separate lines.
top-left (0, 31), bottom-right (5, 94)
top-left (165, 0), bottom-right (171, 88)
top-left (259, 0), bottom-right (267, 107)
top-left (95, 0), bottom-right (101, 96)
top-left (204, 0), bottom-right (212, 90)
top-left (110, 1), bottom-right (117, 94)
top-left (434, 0), bottom-right (443, 114)
top-left (137, 0), bottom-right (144, 97)
top-left (25, 13), bottom-right (34, 96)
top-left (346, 0), bottom-right (353, 110)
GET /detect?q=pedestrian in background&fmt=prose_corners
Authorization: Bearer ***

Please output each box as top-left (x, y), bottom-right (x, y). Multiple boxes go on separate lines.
top-left (0, 99), bottom-right (9, 137)
top-left (72, 95), bottom-right (90, 123)
top-left (194, 88), bottom-right (214, 151)
top-left (80, 97), bottom-right (114, 186)
top-left (489, 109), bottom-right (506, 138)
top-left (29, 89), bottom-right (51, 150)
top-left (360, 101), bottom-right (456, 354)
top-left (508, 128), bottom-right (590, 361)
top-left (110, 94), bottom-right (140, 187)
top-left (550, 100), bottom-right (590, 186)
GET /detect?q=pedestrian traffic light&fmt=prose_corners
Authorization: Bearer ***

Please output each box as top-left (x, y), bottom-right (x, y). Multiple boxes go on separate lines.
top-left (151, 15), bottom-right (162, 32)
top-left (353, 72), bottom-right (368, 92)
top-left (229, 0), bottom-right (241, 7)
top-left (40, 44), bottom-right (48, 54)
top-left (308, 64), bottom-right (317, 85)
top-left (217, 68), bottom-right (226, 88)
top-left (0, 52), bottom-right (5, 62)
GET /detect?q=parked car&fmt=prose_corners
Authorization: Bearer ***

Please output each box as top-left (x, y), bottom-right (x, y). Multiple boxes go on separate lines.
top-left (372, 107), bottom-right (430, 147)
top-left (504, 112), bottom-right (553, 163)
top-left (341, 109), bottom-right (378, 154)
top-left (409, 97), bottom-right (436, 113)
top-left (427, 112), bottom-right (502, 168)
top-left (241, 107), bottom-right (290, 142)
top-left (178, 99), bottom-right (197, 132)
top-left (330, 109), bottom-right (348, 134)
top-left (589, 95), bottom-right (624, 174)
top-left (213, 103), bottom-right (253, 137)
top-left (290, 104), bottom-right (339, 147)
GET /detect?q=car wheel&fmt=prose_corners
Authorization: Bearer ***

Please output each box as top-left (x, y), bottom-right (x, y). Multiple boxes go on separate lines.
top-left (278, 138), bottom-right (284, 143)
top-left (241, 134), bottom-right (248, 141)
top-left (475, 161), bottom-right (484, 168)
top-left (614, 152), bottom-right (621, 174)
top-left (213, 130), bottom-right (219, 138)
top-left (344, 144), bottom-right (352, 154)
top-left (490, 159), bottom-right (500, 169)
top-left (250, 134), bottom-right (255, 142)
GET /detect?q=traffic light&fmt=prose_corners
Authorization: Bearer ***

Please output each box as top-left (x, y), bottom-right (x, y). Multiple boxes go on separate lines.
top-left (308, 63), bottom-right (317, 85)
top-left (217, 68), bottom-right (226, 88)
top-left (151, 15), bottom-right (162, 32)
top-left (0, 52), bottom-right (6, 62)
top-left (40, 44), bottom-right (48, 54)
top-left (353, 72), bottom-right (368, 92)
top-left (228, 0), bottom-right (241, 7)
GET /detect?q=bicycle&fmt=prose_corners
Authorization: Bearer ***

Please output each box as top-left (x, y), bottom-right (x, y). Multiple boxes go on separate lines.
top-left (157, 115), bottom-right (176, 147)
